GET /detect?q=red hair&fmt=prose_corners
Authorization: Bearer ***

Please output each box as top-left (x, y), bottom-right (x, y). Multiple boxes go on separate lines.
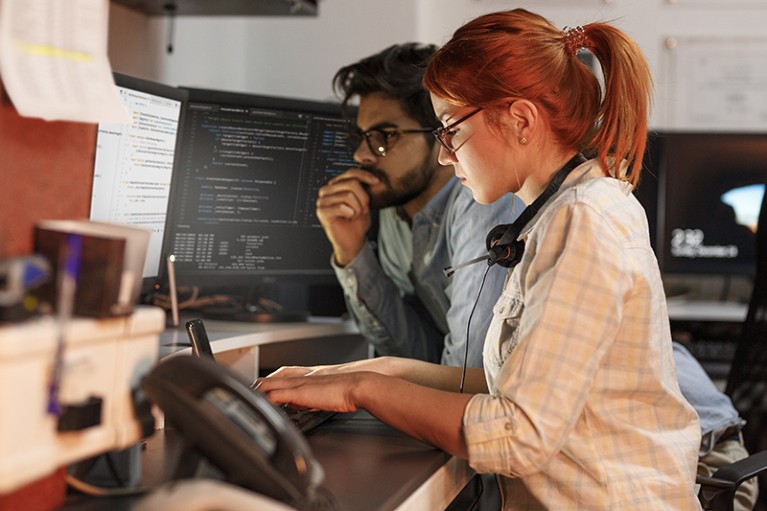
top-left (423, 9), bottom-right (652, 185)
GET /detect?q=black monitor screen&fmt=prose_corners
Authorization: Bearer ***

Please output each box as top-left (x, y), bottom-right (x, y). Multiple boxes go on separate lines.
top-left (640, 132), bottom-right (767, 276)
top-left (161, 87), bottom-right (356, 313)
top-left (89, 73), bottom-right (186, 281)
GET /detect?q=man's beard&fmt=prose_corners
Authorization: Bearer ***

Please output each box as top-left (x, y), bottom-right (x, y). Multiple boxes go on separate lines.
top-left (363, 155), bottom-right (437, 210)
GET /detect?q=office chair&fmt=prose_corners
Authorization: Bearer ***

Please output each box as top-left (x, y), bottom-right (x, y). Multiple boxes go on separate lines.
top-left (697, 188), bottom-right (767, 511)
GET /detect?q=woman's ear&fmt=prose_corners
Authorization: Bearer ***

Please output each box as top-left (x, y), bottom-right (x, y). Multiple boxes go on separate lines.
top-left (506, 100), bottom-right (538, 143)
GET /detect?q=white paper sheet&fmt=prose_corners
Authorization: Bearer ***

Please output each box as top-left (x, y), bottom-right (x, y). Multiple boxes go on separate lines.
top-left (663, 36), bottom-right (767, 130)
top-left (0, 0), bottom-right (129, 123)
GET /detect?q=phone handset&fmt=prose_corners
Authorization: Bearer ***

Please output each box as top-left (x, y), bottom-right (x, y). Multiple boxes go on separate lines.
top-left (141, 356), bottom-right (337, 511)
top-left (185, 318), bottom-right (214, 359)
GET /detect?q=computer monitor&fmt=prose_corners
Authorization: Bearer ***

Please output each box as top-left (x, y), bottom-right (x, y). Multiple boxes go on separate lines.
top-left (160, 87), bottom-right (357, 318)
top-left (89, 73), bottom-right (187, 291)
top-left (637, 131), bottom-right (767, 277)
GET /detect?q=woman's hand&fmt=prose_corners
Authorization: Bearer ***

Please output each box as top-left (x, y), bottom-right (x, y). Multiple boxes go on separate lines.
top-left (251, 357), bottom-right (396, 390)
top-left (257, 363), bottom-right (473, 458)
top-left (256, 371), bottom-right (380, 414)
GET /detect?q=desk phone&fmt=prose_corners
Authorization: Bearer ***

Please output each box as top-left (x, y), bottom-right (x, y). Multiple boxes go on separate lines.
top-left (141, 356), bottom-right (338, 511)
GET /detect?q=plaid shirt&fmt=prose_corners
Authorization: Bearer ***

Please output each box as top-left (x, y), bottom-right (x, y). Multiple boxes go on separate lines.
top-left (464, 160), bottom-right (702, 510)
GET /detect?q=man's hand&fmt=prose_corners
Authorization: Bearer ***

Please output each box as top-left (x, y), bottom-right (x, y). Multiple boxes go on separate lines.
top-left (316, 169), bottom-right (380, 266)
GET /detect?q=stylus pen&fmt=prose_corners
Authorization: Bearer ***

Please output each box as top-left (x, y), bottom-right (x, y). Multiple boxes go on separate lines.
top-left (47, 234), bottom-right (82, 415)
top-left (167, 254), bottom-right (179, 327)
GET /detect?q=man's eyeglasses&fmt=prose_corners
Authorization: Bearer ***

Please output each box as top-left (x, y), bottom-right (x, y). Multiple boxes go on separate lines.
top-left (432, 108), bottom-right (483, 154)
top-left (346, 126), bottom-right (435, 157)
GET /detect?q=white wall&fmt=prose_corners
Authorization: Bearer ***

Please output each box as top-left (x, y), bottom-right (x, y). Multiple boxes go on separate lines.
top-left (107, 0), bottom-right (767, 127)
top-left (420, 0), bottom-right (767, 130)
top-left (108, 0), bottom-right (417, 102)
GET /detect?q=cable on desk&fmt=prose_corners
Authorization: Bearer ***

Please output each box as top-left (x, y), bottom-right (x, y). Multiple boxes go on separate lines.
top-left (65, 473), bottom-right (149, 497)
top-left (147, 285), bottom-right (231, 311)
top-left (66, 450), bottom-right (151, 498)
top-left (147, 285), bottom-right (286, 315)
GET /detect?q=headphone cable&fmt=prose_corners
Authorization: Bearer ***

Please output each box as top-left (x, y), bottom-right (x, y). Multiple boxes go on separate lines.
top-left (459, 263), bottom-right (492, 393)
top-left (458, 154), bottom-right (587, 392)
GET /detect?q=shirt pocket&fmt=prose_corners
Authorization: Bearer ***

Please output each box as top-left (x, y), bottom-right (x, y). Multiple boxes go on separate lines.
top-left (484, 289), bottom-right (525, 378)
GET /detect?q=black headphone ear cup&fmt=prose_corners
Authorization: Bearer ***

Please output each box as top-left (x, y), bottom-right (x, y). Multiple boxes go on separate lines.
top-left (486, 224), bottom-right (512, 251)
top-left (489, 239), bottom-right (525, 268)
top-left (486, 224), bottom-right (525, 268)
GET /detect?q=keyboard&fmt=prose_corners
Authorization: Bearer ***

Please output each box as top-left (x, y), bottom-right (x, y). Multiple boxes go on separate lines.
top-left (684, 339), bottom-right (738, 381)
top-left (280, 404), bottom-right (336, 433)
top-left (186, 319), bottom-right (334, 432)
top-left (685, 339), bottom-right (739, 363)
top-left (671, 319), bottom-right (742, 380)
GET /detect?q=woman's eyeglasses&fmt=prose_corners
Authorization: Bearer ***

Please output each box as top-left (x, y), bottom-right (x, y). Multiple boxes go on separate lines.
top-left (346, 126), bottom-right (435, 157)
top-left (432, 108), bottom-right (484, 154)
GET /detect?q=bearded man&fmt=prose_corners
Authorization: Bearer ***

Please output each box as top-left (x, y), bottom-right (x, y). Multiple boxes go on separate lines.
top-left (316, 43), bottom-right (522, 367)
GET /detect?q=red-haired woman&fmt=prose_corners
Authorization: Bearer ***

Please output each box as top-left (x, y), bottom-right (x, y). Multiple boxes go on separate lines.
top-left (259, 9), bottom-right (701, 510)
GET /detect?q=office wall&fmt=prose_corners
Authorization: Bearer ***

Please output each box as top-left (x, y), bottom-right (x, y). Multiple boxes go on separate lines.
top-left (108, 0), bottom-right (417, 101)
top-left (108, 0), bottom-right (767, 130)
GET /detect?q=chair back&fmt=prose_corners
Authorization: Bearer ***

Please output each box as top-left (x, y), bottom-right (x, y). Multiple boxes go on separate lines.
top-left (725, 186), bottom-right (767, 511)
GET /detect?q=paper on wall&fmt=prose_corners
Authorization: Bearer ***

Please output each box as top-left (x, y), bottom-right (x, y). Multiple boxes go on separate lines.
top-left (0, 0), bottom-right (129, 123)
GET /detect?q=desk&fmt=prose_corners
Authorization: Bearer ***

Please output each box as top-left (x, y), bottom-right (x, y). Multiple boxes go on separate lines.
top-left (57, 319), bottom-right (473, 510)
top-left (61, 412), bottom-right (474, 511)
top-left (666, 300), bottom-right (747, 382)
top-left (302, 412), bottom-right (473, 511)
top-left (20, 314), bottom-right (468, 511)
top-left (666, 299), bottom-right (748, 322)
top-left (159, 316), bottom-right (370, 381)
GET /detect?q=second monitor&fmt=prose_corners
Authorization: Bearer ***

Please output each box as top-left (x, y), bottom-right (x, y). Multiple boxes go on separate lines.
top-left (639, 131), bottom-right (767, 278)
top-left (89, 73), bottom-right (187, 292)
top-left (161, 87), bottom-right (357, 320)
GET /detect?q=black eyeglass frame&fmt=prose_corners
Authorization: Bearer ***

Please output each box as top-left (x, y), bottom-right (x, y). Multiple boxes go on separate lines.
top-left (432, 107), bottom-right (484, 154)
top-left (347, 126), bottom-right (435, 157)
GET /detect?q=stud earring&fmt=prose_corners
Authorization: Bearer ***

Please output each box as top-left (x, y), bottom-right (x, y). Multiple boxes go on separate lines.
top-left (520, 137), bottom-right (528, 145)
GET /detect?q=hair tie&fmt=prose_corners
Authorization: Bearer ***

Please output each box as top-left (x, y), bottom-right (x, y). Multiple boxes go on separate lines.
top-left (562, 25), bottom-right (589, 55)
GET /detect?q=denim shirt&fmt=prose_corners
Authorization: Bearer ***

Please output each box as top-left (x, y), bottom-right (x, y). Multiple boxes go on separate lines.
top-left (333, 177), bottom-right (523, 367)
top-left (672, 341), bottom-right (744, 455)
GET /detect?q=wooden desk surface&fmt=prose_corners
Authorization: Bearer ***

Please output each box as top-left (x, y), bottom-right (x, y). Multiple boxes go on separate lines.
top-left (61, 412), bottom-right (473, 511)
top-left (305, 412), bottom-right (471, 511)
top-left (666, 299), bottom-right (748, 322)
top-left (57, 317), bottom-right (472, 510)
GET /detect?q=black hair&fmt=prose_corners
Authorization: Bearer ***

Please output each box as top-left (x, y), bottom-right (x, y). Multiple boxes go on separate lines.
top-left (332, 42), bottom-right (439, 130)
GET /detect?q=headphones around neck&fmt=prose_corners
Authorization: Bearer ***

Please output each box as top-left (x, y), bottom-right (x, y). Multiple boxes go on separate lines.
top-left (485, 153), bottom-right (586, 269)
top-left (441, 153), bottom-right (586, 278)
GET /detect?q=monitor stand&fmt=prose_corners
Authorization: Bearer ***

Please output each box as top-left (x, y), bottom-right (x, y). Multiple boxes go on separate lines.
top-left (196, 303), bottom-right (309, 324)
